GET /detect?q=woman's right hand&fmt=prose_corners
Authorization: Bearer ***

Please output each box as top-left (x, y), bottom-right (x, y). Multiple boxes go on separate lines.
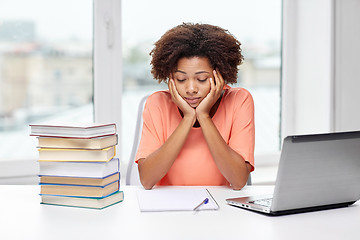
top-left (139, 80), bottom-right (197, 189)
top-left (168, 79), bottom-right (196, 125)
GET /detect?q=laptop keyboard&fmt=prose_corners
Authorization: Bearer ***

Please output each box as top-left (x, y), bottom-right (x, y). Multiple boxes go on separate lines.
top-left (249, 198), bottom-right (273, 208)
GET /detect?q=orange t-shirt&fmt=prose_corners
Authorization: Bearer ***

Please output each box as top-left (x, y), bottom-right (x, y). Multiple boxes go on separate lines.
top-left (135, 85), bottom-right (255, 186)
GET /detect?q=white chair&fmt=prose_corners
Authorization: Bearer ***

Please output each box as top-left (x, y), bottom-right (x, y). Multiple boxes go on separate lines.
top-left (247, 170), bottom-right (252, 185)
top-left (126, 95), bottom-right (149, 185)
top-left (125, 94), bottom-right (252, 186)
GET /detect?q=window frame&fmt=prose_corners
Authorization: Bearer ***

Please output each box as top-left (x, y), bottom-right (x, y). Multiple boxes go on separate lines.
top-left (94, 0), bottom-right (122, 125)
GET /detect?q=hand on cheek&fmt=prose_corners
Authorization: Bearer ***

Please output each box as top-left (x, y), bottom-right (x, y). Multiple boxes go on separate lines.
top-left (168, 79), bottom-right (196, 119)
top-left (196, 70), bottom-right (224, 118)
top-left (195, 77), bottom-right (214, 116)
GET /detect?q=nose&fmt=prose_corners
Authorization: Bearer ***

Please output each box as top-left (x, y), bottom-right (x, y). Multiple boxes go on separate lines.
top-left (186, 80), bottom-right (198, 94)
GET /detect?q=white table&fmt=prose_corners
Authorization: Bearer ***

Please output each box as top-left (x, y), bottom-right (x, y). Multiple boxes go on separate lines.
top-left (0, 185), bottom-right (359, 240)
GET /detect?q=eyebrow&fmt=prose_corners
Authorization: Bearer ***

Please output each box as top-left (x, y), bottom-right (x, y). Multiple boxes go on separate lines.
top-left (175, 70), bottom-right (210, 75)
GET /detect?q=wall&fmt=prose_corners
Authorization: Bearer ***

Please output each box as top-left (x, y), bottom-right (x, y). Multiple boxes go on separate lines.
top-left (282, 0), bottom-right (333, 138)
top-left (335, 0), bottom-right (360, 131)
top-left (282, 0), bottom-right (360, 138)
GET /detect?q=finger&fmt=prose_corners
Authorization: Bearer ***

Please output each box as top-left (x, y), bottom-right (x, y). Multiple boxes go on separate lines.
top-left (213, 70), bottom-right (223, 93)
top-left (169, 79), bottom-right (182, 102)
top-left (212, 70), bottom-right (219, 85)
top-left (168, 79), bottom-right (173, 93)
top-left (209, 77), bottom-right (216, 94)
top-left (168, 78), bottom-right (171, 89)
top-left (215, 69), bottom-right (225, 86)
top-left (168, 79), bottom-right (176, 100)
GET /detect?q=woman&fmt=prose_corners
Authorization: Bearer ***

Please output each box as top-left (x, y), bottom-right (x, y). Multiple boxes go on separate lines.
top-left (135, 23), bottom-right (255, 190)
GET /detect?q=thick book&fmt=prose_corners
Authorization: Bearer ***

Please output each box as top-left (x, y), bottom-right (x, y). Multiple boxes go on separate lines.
top-left (38, 146), bottom-right (115, 162)
top-left (38, 158), bottom-right (119, 178)
top-left (30, 122), bottom-right (116, 138)
top-left (39, 172), bottom-right (120, 187)
top-left (40, 180), bottom-right (119, 197)
top-left (41, 191), bottom-right (124, 209)
top-left (37, 134), bottom-right (118, 149)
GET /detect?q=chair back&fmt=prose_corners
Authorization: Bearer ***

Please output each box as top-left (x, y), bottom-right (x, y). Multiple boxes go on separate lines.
top-left (126, 95), bottom-right (149, 185)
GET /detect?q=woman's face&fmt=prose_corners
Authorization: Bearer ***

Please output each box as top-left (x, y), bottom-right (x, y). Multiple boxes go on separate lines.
top-left (172, 56), bottom-right (214, 108)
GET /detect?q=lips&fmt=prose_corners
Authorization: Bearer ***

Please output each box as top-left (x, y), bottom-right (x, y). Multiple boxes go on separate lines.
top-left (184, 97), bottom-right (201, 105)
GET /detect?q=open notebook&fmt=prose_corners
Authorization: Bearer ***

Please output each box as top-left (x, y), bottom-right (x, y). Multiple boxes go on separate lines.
top-left (137, 187), bottom-right (219, 212)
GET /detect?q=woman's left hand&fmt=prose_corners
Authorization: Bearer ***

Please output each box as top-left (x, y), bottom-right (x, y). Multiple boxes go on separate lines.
top-left (196, 69), bottom-right (225, 117)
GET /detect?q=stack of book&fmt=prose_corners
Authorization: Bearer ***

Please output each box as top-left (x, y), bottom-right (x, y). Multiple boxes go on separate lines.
top-left (30, 123), bottom-right (124, 209)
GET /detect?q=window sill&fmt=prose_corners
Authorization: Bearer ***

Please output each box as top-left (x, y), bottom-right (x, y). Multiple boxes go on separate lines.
top-left (0, 158), bottom-right (39, 184)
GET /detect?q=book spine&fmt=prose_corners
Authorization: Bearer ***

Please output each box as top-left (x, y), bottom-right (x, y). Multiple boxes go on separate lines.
top-left (39, 180), bottom-right (119, 188)
top-left (31, 122), bottom-right (121, 209)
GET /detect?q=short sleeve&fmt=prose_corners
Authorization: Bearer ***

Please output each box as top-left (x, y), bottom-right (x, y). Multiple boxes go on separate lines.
top-left (228, 89), bottom-right (255, 171)
top-left (135, 93), bottom-right (166, 163)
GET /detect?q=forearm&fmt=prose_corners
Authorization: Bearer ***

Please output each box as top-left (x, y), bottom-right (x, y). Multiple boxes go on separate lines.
top-left (138, 116), bottom-right (194, 189)
top-left (198, 114), bottom-right (251, 190)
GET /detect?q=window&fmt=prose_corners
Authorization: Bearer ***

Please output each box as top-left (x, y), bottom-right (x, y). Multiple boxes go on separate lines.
top-left (0, 0), bottom-right (282, 184)
top-left (0, 0), bottom-right (93, 182)
top-left (121, 0), bottom-right (282, 164)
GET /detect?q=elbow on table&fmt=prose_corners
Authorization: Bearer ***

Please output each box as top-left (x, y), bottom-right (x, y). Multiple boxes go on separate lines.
top-left (230, 179), bottom-right (248, 191)
top-left (231, 162), bottom-right (252, 190)
top-left (140, 177), bottom-right (155, 190)
top-left (142, 184), bottom-right (154, 190)
top-left (231, 184), bottom-right (245, 191)
top-left (137, 160), bottom-right (156, 190)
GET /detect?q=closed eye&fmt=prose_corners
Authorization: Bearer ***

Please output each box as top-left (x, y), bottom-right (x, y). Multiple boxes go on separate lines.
top-left (176, 79), bottom-right (186, 82)
top-left (198, 78), bottom-right (207, 82)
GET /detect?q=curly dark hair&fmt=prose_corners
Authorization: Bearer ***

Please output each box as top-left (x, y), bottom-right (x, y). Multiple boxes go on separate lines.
top-left (149, 23), bottom-right (244, 84)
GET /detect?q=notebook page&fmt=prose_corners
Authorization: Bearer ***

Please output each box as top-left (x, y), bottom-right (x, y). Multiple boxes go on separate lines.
top-left (137, 187), bottom-right (219, 212)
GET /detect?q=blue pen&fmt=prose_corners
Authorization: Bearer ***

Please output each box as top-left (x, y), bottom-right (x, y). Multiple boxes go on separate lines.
top-left (193, 198), bottom-right (209, 211)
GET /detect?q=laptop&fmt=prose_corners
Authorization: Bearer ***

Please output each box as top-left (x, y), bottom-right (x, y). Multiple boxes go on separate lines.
top-left (226, 131), bottom-right (360, 216)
